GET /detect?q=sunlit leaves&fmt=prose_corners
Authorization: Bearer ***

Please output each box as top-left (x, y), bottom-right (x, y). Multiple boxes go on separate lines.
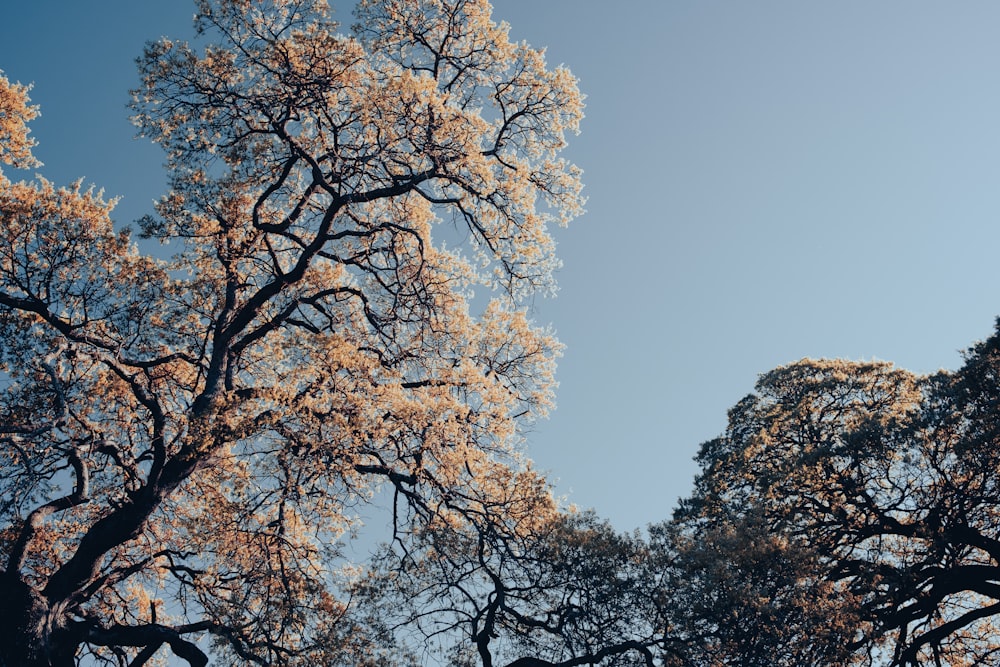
top-left (0, 71), bottom-right (39, 176)
top-left (0, 1), bottom-right (583, 665)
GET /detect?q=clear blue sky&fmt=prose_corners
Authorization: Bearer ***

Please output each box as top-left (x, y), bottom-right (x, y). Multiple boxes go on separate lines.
top-left (3, 2), bottom-right (1000, 531)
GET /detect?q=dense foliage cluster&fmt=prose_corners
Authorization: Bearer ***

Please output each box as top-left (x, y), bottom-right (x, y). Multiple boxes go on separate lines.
top-left (674, 325), bottom-right (1000, 665)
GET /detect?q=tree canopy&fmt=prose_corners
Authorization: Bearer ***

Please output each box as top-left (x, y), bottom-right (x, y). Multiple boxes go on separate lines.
top-left (673, 321), bottom-right (1000, 665)
top-left (0, 0), bottom-right (590, 664)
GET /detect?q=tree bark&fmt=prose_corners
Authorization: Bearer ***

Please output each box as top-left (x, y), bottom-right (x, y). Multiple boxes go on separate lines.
top-left (0, 577), bottom-right (76, 667)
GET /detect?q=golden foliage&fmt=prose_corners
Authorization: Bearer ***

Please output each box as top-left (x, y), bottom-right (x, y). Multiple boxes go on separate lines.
top-left (0, 71), bottom-right (40, 177)
top-left (0, 1), bottom-right (583, 665)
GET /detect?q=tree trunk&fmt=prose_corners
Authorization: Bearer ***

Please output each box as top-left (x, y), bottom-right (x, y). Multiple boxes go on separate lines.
top-left (0, 577), bottom-right (76, 667)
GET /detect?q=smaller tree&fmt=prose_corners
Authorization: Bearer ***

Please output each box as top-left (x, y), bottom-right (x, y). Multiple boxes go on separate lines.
top-left (361, 504), bottom-right (673, 667)
top-left (674, 322), bottom-right (1000, 665)
top-left (659, 514), bottom-right (862, 666)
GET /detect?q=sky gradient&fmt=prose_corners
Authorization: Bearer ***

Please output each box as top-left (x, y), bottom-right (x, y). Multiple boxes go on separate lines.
top-left (3, 2), bottom-right (1000, 531)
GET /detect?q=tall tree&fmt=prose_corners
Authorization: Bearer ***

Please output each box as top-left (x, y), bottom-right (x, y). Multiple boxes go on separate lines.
top-left (674, 322), bottom-right (1000, 666)
top-left (0, 0), bottom-right (584, 664)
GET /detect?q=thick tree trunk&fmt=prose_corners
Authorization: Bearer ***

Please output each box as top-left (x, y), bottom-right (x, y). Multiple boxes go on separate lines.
top-left (0, 578), bottom-right (76, 667)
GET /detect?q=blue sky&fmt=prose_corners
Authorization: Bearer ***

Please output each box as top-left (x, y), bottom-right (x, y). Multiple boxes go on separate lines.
top-left (3, 2), bottom-right (1000, 531)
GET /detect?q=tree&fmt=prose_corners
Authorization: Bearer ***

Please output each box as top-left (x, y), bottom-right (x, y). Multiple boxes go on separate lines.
top-left (673, 322), bottom-right (1000, 666)
top-left (359, 508), bottom-right (675, 667)
top-left (660, 512), bottom-right (864, 666)
top-left (0, 0), bottom-right (584, 664)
